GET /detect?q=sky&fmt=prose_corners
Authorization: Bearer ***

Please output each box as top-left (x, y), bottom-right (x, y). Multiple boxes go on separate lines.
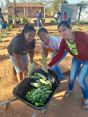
top-left (0, 0), bottom-right (88, 7)
top-left (67, 0), bottom-right (88, 4)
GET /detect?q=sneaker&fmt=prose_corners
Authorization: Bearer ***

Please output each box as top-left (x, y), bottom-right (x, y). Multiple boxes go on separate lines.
top-left (83, 99), bottom-right (88, 110)
top-left (65, 88), bottom-right (72, 97)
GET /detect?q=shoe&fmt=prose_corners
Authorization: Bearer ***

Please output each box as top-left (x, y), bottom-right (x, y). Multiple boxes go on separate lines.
top-left (65, 88), bottom-right (72, 97)
top-left (83, 100), bottom-right (88, 110)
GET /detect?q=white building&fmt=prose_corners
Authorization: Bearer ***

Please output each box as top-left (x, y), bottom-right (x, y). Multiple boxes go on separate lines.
top-left (60, 3), bottom-right (88, 22)
top-left (60, 3), bottom-right (78, 22)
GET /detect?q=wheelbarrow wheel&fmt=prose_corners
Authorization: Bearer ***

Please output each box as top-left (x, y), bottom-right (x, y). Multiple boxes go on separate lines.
top-left (32, 113), bottom-right (37, 117)
top-left (41, 108), bottom-right (47, 114)
top-left (4, 103), bottom-right (10, 109)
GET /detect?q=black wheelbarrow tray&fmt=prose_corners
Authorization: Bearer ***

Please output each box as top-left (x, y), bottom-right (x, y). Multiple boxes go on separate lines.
top-left (13, 69), bottom-right (60, 111)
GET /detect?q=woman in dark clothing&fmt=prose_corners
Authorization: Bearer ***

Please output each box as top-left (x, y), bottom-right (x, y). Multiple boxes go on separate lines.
top-left (7, 24), bottom-right (36, 82)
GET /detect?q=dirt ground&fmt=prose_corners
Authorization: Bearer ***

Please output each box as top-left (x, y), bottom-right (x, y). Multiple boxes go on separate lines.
top-left (0, 25), bottom-right (88, 117)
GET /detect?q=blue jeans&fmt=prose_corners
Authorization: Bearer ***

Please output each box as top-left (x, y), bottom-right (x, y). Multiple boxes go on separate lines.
top-left (51, 51), bottom-right (67, 79)
top-left (68, 57), bottom-right (88, 99)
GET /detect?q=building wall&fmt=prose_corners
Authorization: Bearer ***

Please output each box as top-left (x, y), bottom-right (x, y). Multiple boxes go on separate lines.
top-left (7, 4), bottom-right (44, 18)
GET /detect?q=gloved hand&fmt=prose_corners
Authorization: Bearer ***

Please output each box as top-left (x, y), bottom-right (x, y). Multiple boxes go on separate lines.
top-left (41, 65), bottom-right (51, 73)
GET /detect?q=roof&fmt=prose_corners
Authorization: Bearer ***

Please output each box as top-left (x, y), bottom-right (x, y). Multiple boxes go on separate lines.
top-left (7, 2), bottom-right (44, 8)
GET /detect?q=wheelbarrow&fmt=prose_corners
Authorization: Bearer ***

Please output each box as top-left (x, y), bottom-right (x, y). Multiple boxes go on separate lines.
top-left (0, 69), bottom-right (60, 117)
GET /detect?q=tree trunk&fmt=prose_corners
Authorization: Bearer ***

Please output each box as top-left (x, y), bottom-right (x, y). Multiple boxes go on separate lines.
top-left (78, 6), bottom-right (82, 21)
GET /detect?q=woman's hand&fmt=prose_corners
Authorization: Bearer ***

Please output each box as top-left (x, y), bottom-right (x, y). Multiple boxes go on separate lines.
top-left (42, 64), bottom-right (51, 73)
top-left (45, 65), bottom-right (51, 70)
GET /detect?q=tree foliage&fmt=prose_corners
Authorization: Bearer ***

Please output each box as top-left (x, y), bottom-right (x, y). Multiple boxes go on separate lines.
top-left (77, 1), bottom-right (88, 21)
top-left (52, 0), bottom-right (66, 13)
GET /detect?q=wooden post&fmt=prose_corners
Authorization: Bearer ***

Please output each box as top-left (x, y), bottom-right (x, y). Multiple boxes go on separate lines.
top-left (44, 5), bottom-right (45, 18)
top-left (24, 7), bottom-right (26, 17)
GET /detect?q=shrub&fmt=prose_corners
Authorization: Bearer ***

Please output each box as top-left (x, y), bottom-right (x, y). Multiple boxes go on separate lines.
top-left (73, 21), bottom-right (88, 25)
top-left (21, 18), bottom-right (28, 25)
top-left (50, 20), bottom-right (57, 25)
top-left (41, 18), bottom-right (45, 24)
top-left (79, 21), bottom-right (88, 25)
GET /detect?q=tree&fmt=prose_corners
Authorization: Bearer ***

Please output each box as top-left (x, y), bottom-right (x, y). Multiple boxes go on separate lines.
top-left (52, 0), bottom-right (68, 13)
top-left (77, 1), bottom-right (88, 21)
top-left (63, 0), bottom-right (68, 4)
top-left (14, 0), bottom-right (16, 16)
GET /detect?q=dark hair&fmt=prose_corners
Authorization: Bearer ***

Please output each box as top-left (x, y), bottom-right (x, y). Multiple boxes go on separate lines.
top-left (58, 21), bottom-right (71, 29)
top-left (38, 27), bottom-right (48, 36)
top-left (16, 24), bottom-right (36, 39)
top-left (21, 24), bottom-right (36, 34)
